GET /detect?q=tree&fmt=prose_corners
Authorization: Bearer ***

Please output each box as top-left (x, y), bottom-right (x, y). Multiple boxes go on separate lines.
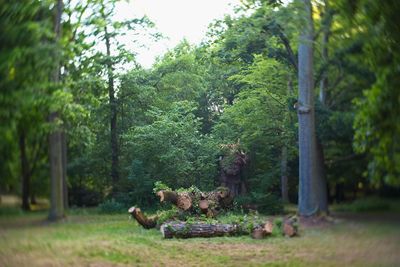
top-left (297, 0), bottom-right (327, 216)
top-left (48, 0), bottom-right (65, 221)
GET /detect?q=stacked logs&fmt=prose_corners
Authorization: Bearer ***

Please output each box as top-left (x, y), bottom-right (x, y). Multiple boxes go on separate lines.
top-left (156, 186), bottom-right (234, 218)
top-left (128, 186), bottom-right (298, 239)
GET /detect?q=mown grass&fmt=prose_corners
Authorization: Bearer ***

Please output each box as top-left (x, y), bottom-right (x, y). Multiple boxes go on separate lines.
top-left (1, 206), bottom-right (399, 267)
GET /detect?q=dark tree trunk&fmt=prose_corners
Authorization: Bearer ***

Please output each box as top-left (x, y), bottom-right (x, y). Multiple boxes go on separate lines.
top-left (103, 16), bottom-right (119, 192)
top-left (19, 131), bottom-right (30, 211)
top-left (61, 131), bottom-right (68, 209)
top-left (48, 0), bottom-right (65, 221)
top-left (281, 146), bottom-right (289, 203)
top-left (30, 193), bottom-right (37, 205)
top-left (297, 0), bottom-right (320, 216)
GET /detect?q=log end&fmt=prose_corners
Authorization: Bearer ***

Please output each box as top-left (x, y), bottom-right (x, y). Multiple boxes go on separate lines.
top-left (157, 191), bottom-right (165, 202)
top-left (251, 227), bottom-right (265, 239)
top-left (199, 200), bottom-right (209, 210)
top-left (263, 220), bottom-right (273, 235)
top-left (177, 193), bottom-right (192, 210)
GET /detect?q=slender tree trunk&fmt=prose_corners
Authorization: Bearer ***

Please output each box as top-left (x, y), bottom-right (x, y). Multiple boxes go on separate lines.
top-left (19, 131), bottom-right (30, 211)
top-left (297, 0), bottom-right (320, 216)
top-left (281, 146), bottom-right (289, 202)
top-left (48, 0), bottom-right (64, 221)
top-left (61, 131), bottom-right (68, 209)
top-left (103, 23), bottom-right (119, 192)
top-left (315, 0), bottom-right (331, 214)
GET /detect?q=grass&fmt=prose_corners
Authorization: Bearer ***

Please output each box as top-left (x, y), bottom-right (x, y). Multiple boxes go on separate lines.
top-left (1, 206), bottom-right (400, 267)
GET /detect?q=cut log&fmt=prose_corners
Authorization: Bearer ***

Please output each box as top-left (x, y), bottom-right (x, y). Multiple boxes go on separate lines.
top-left (156, 187), bottom-right (233, 217)
top-left (283, 217), bottom-right (298, 237)
top-left (157, 191), bottom-right (178, 205)
top-left (161, 222), bottom-right (242, 239)
top-left (176, 192), bottom-right (192, 210)
top-left (128, 206), bottom-right (157, 229)
top-left (251, 227), bottom-right (265, 239)
top-left (199, 199), bottom-right (209, 213)
top-left (263, 220), bottom-right (274, 235)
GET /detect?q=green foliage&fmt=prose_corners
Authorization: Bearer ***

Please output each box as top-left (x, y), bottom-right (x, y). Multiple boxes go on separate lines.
top-left (153, 181), bottom-right (172, 193)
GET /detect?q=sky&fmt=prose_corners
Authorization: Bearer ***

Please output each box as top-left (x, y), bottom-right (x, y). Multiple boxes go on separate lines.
top-left (115, 0), bottom-right (241, 68)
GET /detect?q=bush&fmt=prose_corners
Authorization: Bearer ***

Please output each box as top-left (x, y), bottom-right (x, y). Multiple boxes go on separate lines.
top-left (98, 199), bottom-right (126, 214)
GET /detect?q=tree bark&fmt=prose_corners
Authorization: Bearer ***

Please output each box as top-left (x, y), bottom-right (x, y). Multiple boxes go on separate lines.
top-left (102, 12), bottom-right (119, 191)
top-left (61, 131), bottom-right (68, 209)
top-left (128, 207), bottom-right (158, 229)
top-left (19, 131), bottom-right (30, 211)
top-left (161, 222), bottom-right (242, 239)
top-left (156, 187), bottom-right (234, 217)
top-left (48, 0), bottom-right (64, 221)
top-left (297, 0), bottom-right (320, 216)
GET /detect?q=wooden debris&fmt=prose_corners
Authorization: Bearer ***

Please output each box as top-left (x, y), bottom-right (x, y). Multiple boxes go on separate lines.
top-left (161, 222), bottom-right (241, 239)
top-left (128, 206), bottom-right (158, 229)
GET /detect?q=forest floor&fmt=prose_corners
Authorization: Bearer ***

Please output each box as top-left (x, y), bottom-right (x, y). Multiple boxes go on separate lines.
top-left (0, 201), bottom-right (400, 266)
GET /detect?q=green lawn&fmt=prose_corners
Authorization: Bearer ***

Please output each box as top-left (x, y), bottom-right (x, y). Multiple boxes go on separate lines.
top-left (0, 208), bottom-right (399, 267)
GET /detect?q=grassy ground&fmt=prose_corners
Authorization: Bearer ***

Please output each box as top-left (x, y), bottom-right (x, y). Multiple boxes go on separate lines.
top-left (0, 199), bottom-right (399, 266)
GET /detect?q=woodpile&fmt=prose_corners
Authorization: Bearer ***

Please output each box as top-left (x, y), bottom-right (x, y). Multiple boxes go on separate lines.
top-left (128, 185), bottom-right (298, 239)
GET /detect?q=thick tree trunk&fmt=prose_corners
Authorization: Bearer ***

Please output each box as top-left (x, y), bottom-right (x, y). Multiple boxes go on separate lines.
top-left (161, 222), bottom-right (242, 239)
top-left (297, 0), bottom-right (320, 216)
top-left (49, 113), bottom-right (64, 220)
top-left (19, 131), bottom-right (30, 211)
top-left (160, 218), bottom-right (297, 239)
top-left (48, 0), bottom-right (64, 221)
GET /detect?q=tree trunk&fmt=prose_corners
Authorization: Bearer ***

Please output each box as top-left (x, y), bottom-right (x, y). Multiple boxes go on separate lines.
top-left (297, 0), bottom-right (319, 216)
top-left (161, 222), bottom-right (242, 239)
top-left (128, 207), bottom-right (158, 229)
top-left (61, 131), bottom-right (68, 209)
top-left (48, 0), bottom-right (64, 221)
top-left (103, 18), bottom-right (119, 192)
top-left (19, 131), bottom-right (30, 211)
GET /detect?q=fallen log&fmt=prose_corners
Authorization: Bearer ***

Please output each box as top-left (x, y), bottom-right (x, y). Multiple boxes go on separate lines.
top-left (161, 222), bottom-right (243, 239)
top-left (128, 206), bottom-right (158, 229)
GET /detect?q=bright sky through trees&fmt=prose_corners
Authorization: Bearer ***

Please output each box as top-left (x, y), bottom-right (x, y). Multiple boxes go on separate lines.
top-left (115, 0), bottom-right (240, 68)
